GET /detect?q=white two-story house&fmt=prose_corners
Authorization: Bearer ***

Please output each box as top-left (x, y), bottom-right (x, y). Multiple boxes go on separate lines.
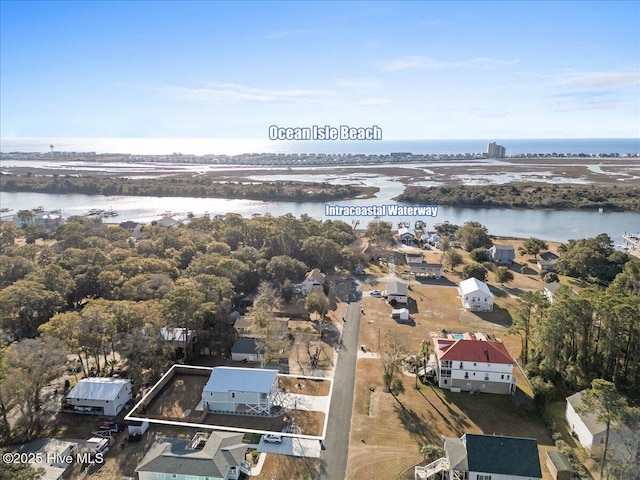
top-left (300, 269), bottom-right (325, 295)
top-left (432, 335), bottom-right (517, 394)
top-left (458, 277), bottom-right (494, 312)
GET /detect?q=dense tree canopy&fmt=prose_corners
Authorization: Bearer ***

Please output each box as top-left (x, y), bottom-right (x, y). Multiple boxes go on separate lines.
top-left (456, 221), bottom-right (492, 251)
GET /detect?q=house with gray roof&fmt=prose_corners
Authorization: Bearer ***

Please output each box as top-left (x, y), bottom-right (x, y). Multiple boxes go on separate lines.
top-left (17, 438), bottom-right (79, 480)
top-left (202, 367), bottom-right (279, 415)
top-left (230, 338), bottom-right (264, 363)
top-left (566, 390), bottom-right (638, 463)
top-left (135, 431), bottom-right (250, 480)
top-left (489, 244), bottom-right (515, 264)
top-left (385, 281), bottom-right (408, 304)
top-left (415, 433), bottom-right (542, 480)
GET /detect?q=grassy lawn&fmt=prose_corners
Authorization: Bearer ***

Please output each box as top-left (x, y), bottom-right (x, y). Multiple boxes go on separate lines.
top-left (348, 250), bottom-right (567, 480)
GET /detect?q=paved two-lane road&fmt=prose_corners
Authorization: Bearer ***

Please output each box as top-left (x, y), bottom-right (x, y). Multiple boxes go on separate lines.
top-left (318, 301), bottom-right (362, 479)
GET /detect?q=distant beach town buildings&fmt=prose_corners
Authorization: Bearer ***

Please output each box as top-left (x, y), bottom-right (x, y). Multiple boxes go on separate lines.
top-left (487, 142), bottom-right (506, 158)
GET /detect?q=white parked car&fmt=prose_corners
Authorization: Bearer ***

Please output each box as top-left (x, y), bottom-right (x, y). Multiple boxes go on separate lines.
top-left (263, 434), bottom-right (283, 444)
top-left (370, 290), bottom-right (382, 297)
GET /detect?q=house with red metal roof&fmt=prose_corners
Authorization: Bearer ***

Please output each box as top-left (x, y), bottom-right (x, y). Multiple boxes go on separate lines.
top-left (432, 334), bottom-right (517, 394)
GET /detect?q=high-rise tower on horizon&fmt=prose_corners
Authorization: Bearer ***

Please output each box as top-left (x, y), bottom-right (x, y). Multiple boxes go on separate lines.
top-left (487, 142), bottom-right (506, 158)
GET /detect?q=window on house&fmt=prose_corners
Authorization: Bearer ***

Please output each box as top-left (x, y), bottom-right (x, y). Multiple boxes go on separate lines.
top-left (231, 392), bottom-right (236, 399)
top-left (600, 437), bottom-right (605, 444)
top-left (464, 373), bottom-right (469, 379)
top-left (459, 362), bottom-right (463, 369)
top-left (444, 380), bottom-right (448, 385)
top-left (156, 474), bottom-right (167, 480)
top-left (506, 375), bottom-right (510, 380)
top-left (473, 362), bottom-right (476, 366)
top-left (501, 375), bottom-right (504, 379)
top-left (477, 475), bottom-right (492, 480)
top-left (484, 375), bottom-right (489, 381)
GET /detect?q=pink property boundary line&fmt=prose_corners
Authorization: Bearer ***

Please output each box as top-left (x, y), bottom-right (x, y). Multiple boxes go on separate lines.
top-left (124, 364), bottom-right (333, 441)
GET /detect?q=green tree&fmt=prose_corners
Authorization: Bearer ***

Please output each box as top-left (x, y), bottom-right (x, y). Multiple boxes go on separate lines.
top-left (249, 282), bottom-right (285, 368)
top-left (420, 444), bottom-right (443, 463)
top-left (462, 263), bottom-right (488, 282)
top-left (509, 291), bottom-right (547, 365)
top-left (365, 221), bottom-right (394, 247)
top-left (576, 379), bottom-right (629, 479)
top-left (469, 248), bottom-right (491, 263)
top-left (443, 249), bottom-right (463, 271)
top-left (495, 266), bottom-right (514, 285)
top-left (380, 332), bottom-right (407, 395)
top-left (266, 255), bottom-right (308, 285)
top-left (300, 236), bottom-right (342, 271)
top-left (1, 338), bottom-right (67, 440)
top-left (518, 237), bottom-right (548, 259)
top-left (161, 281), bottom-right (207, 361)
top-left (305, 292), bottom-right (328, 320)
top-left (0, 280), bottom-right (64, 339)
top-left (456, 221), bottom-right (492, 251)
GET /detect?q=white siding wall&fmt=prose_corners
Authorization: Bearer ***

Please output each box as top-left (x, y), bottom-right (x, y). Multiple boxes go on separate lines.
top-left (565, 401), bottom-right (594, 451)
top-left (461, 289), bottom-right (493, 311)
top-left (450, 361), bottom-right (513, 383)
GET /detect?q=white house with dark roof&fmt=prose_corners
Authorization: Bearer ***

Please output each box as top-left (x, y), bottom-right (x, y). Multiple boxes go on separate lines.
top-left (537, 251), bottom-right (559, 271)
top-left (63, 377), bottom-right (131, 416)
top-left (458, 277), bottom-right (494, 311)
top-left (230, 338), bottom-right (264, 363)
top-left (398, 227), bottom-right (416, 243)
top-left (489, 244), bottom-right (515, 264)
top-left (136, 431), bottom-right (250, 480)
top-left (415, 433), bottom-right (542, 480)
top-left (301, 268), bottom-right (325, 295)
top-left (566, 390), bottom-right (638, 462)
top-left (385, 281), bottom-right (408, 304)
top-left (432, 335), bottom-right (516, 394)
top-left (202, 367), bottom-right (279, 415)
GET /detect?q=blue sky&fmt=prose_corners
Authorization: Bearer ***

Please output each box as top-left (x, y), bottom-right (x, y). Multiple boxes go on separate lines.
top-left (1, 0), bottom-right (638, 140)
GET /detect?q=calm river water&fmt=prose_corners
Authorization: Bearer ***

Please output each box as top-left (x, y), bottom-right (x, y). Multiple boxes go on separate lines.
top-left (1, 173), bottom-right (638, 243)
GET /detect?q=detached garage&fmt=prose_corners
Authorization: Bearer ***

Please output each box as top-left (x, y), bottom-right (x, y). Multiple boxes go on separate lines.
top-left (63, 377), bottom-right (132, 416)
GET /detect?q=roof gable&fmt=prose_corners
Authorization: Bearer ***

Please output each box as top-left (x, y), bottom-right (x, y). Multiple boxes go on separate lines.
top-left (231, 338), bottom-right (262, 355)
top-left (136, 432), bottom-right (246, 476)
top-left (464, 434), bottom-right (542, 477)
top-left (305, 269), bottom-right (325, 284)
top-left (459, 277), bottom-right (493, 297)
top-left (387, 281), bottom-right (408, 296)
top-left (204, 367), bottom-right (277, 394)
top-left (68, 378), bottom-right (130, 401)
top-left (436, 339), bottom-right (515, 364)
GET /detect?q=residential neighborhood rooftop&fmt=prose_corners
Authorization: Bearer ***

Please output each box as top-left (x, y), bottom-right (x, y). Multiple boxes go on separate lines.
top-left (204, 367), bottom-right (278, 394)
top-left (67, 377), bottom-right (130, 401)
top-left (135, 431), bottom-right (247, 477)
top-left (463, 433), bottom-right (542, 478)
top-left (458, 277), bottom-right (493, 297)
top-left (434, 337), bottom-right (515, 364)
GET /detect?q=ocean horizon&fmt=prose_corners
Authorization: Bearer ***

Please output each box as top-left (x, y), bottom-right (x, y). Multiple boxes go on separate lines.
top-left (1, 137), bottom-right (639, 156)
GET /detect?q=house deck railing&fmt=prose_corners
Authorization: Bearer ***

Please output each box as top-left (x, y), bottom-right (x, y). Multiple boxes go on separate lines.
top-left (414, 457), bottom-right (449, 479)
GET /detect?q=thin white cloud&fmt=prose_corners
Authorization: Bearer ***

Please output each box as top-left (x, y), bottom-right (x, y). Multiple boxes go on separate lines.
top-left (555, 72), bottom-right (640, 87)
top-left (149, 83), bottom-right (332, 103)
top-left (379, 55), bottom-right (517, 71)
